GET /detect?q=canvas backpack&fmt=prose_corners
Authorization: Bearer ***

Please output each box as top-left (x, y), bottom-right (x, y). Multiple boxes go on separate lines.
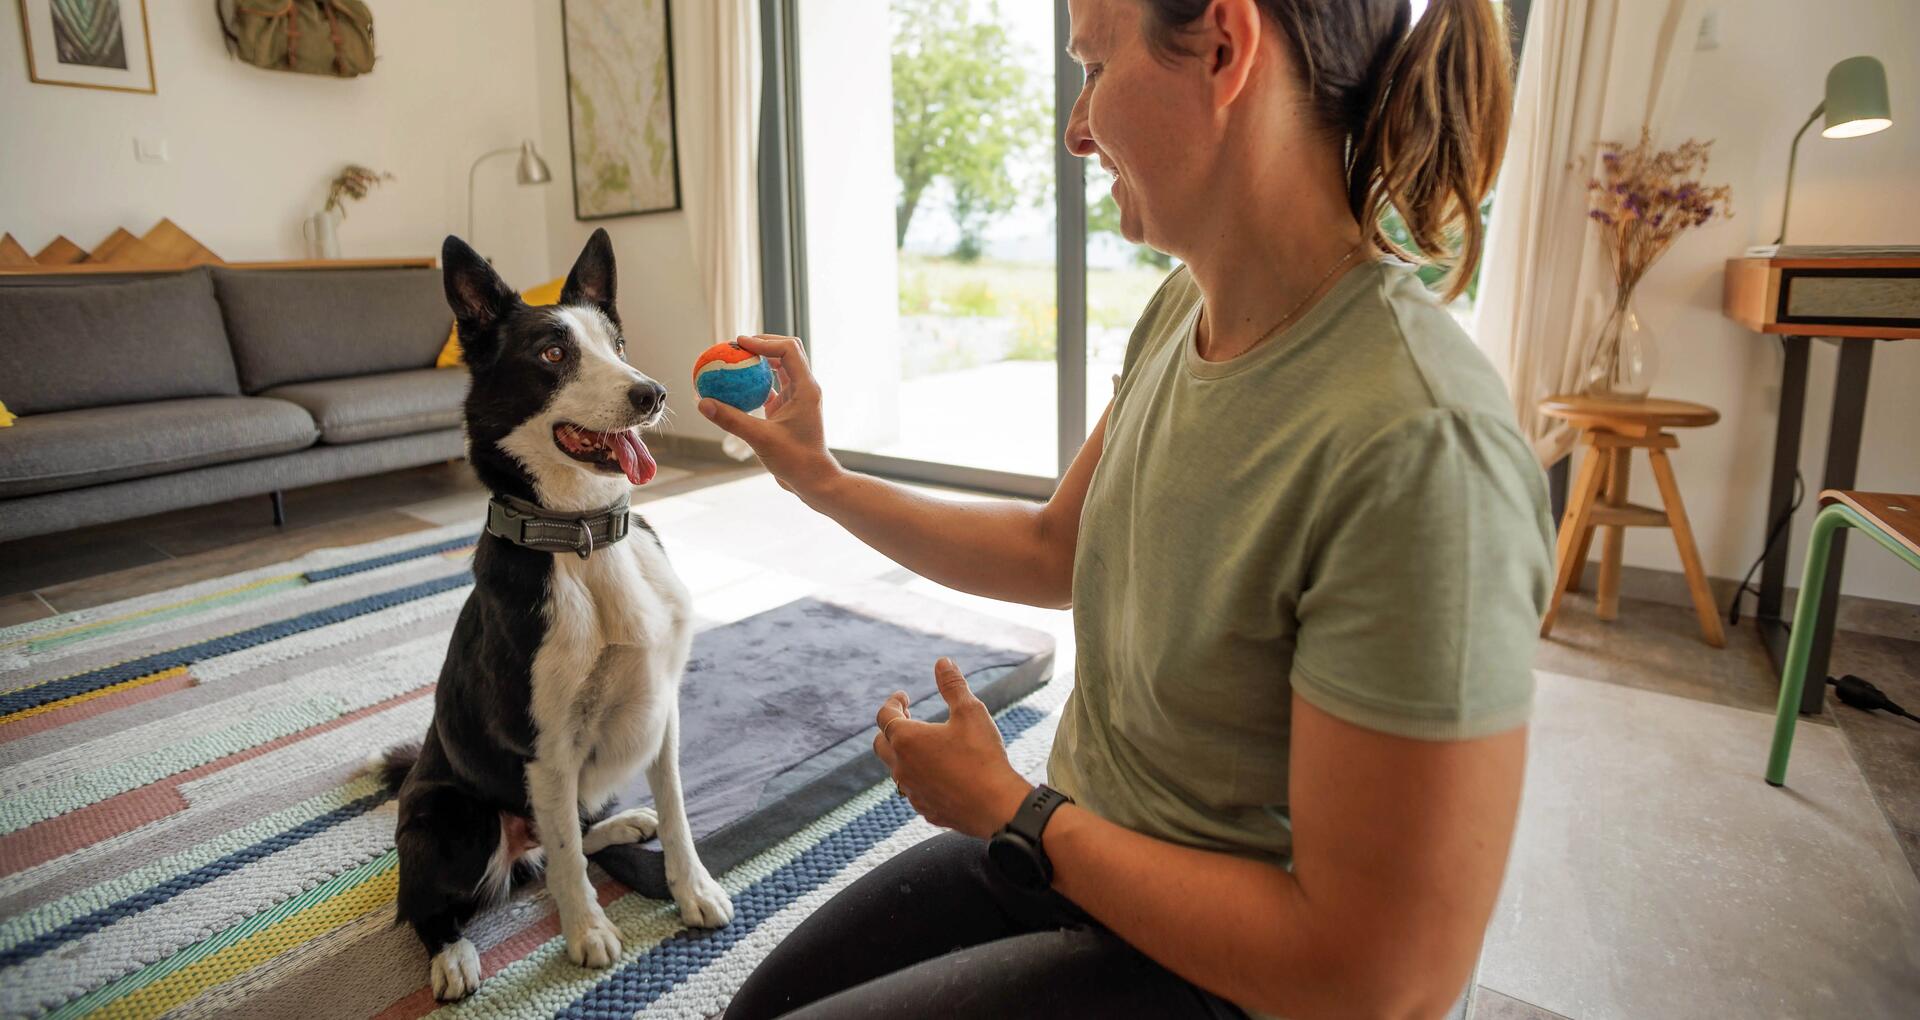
top-left (217, 0), bottom-right (376, 78)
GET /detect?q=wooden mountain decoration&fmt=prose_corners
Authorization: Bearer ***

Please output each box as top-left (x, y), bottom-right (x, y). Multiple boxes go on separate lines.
top-left (33, 236), bottom-right (87, 265)
top-left (0, 234), bottom-right (34, 267)
top-left (3, 221), bottom-right (225, 271)
top-left (141, 220), bottom-right (221, 266)
top-left (85, 228), bottom-right (158, 264)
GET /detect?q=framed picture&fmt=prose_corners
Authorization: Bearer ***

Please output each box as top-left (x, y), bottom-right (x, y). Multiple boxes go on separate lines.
top-left (560, 0), bottom-right (683, 219)
top-left (16, 0), bottom-right (155, 94)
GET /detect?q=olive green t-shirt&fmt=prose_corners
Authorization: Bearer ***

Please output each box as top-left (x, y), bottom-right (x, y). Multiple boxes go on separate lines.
top-left (1049, 260), bottom-right (1553, 866)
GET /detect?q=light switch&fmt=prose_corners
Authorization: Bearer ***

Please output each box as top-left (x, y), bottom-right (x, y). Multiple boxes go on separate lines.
top-left (134, 136), bottom-right (168, 163)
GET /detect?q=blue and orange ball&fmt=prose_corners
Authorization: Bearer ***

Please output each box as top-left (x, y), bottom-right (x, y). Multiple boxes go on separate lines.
top-left (693, 342), bottom-right (774, 412)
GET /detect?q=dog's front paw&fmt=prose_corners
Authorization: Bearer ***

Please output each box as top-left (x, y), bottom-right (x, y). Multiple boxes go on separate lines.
top-left (582, 807), bottom-right (660, 854)
top-left (430, 938), bottom-right (481, 1001)
top-left (564, 911), bottom-right (623, 968)
top-left (671, 869), bottom-right (734, 928)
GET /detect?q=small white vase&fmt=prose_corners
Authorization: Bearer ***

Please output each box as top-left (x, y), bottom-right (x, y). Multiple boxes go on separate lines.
top-left (302, 210), bottom-right (342, 260)
top-left (1583, 289), bottom-right (1657, 400)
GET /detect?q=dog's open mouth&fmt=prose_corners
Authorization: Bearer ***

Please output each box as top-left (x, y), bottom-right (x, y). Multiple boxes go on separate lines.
top-left (552, 422), bottom-right (657, 486)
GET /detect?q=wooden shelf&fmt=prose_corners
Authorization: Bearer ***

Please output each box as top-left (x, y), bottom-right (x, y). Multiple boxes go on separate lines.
top-left (0, 256), bottom-right (436, 276)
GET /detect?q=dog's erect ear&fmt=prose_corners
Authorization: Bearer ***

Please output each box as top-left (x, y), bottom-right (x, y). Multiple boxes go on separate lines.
top-left (559, 228), bottom-right (617, 323)
top-left (441, 236), bottom-right (518, 357)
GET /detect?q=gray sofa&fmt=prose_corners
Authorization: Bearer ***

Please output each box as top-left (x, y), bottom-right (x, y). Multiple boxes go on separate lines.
top-left (0, 265), bottom-right (468, 540)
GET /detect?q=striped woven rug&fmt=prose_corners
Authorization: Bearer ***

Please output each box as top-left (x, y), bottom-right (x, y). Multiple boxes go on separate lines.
top-left (0, 522), bottom-right (1067, 1018)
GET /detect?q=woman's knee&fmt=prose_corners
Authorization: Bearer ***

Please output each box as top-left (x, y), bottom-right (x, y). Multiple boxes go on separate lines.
top-left (725, 832), bottom-right (989, 1019)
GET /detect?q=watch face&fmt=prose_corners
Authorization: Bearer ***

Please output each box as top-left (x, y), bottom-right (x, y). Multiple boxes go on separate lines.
top-left (988, 833), bottom-right (1046, 890)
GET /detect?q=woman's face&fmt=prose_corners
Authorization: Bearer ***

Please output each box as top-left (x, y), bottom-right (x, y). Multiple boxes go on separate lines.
top-left (1065, 0), bottom-right (1214, 255)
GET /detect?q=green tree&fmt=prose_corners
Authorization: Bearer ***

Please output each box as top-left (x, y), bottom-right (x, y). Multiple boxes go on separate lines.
top-left (1377, 198), bottom-right (1494, 301)
top-left (891, 0), bottom-right (1046, 255)
top-left (1087, 191), bottom-right (1172, 270)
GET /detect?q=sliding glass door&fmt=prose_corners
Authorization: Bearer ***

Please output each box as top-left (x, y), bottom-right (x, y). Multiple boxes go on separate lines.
top-left (759, 0), bottom-right (1525, 496)
top-left (761, 0), bottom-right (1135, 497)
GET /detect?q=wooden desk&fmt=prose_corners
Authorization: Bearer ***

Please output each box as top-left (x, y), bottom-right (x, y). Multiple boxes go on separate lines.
top-left (1722, 254), bottom-right (1920, 713)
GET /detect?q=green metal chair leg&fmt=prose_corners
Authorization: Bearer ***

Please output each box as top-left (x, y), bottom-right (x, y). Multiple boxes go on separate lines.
top-left (1766, 503), bottom-right (1920, 787)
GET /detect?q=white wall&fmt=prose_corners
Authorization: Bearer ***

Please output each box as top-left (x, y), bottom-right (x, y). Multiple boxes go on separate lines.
top-left (533, 0), bottom-right (730, 445)
top-left (0, 0), bottom-right (552, 289)
top-left (1585, 0), bottom-right (1920, 604)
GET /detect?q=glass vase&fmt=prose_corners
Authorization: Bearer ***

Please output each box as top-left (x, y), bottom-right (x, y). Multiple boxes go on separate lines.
top-left (302, 209), bottom-right (342, 260)
top-left (1583, 288), bottom-right (1657, 400)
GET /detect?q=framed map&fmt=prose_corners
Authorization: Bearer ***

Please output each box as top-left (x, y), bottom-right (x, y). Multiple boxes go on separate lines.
top-left (561, 0), bottom-right (683, 219)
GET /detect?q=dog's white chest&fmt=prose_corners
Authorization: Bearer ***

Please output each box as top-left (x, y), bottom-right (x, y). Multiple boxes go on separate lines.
top-left (528, 535), bottom-right (693, 805)
top-left (546, 532), bottom-right (690, 645)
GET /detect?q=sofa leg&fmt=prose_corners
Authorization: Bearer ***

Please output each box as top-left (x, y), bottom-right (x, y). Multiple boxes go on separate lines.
top-left (270, 490), bottom-right (287, 527)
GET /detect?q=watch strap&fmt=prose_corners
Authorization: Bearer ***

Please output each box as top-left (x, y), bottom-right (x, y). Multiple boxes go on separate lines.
top-left (1004, 784), bottom-right (1072, 847)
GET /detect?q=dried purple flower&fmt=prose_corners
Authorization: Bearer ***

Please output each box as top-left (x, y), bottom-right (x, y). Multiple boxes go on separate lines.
top-left (1585, 129), bottom-right (1733, 295)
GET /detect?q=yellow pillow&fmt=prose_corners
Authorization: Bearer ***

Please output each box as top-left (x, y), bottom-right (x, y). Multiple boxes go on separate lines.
top-left (0, 400), bottom-right (14, 427)
top-left (437, 277), bottom-right (569, 368)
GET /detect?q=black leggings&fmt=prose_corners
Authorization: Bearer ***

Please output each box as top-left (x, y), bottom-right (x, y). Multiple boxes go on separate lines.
top-left (724, 831), bottom-right (1249, 1020)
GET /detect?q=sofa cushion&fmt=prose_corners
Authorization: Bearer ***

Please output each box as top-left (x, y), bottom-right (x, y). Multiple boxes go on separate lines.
top-left (0, 397), bottom-right (317, 499)
top-left (0, 269), bottom-right (241, 415)
top-left (262, 367), bottom-right (468, 445)
top-left (212, 267), bottom-right (454, 392)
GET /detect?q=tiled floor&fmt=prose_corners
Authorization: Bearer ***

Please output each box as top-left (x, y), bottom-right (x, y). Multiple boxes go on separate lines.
top-left (3, 460), bottom-right (1917, 1018)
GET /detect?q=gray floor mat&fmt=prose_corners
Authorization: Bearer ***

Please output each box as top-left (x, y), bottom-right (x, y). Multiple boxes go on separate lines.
top-left (593, 593), bottom-right (1053, 898)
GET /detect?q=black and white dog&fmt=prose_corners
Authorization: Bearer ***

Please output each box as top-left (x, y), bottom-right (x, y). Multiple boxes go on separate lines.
top-left (378, 230), bottom-right (731, 1001)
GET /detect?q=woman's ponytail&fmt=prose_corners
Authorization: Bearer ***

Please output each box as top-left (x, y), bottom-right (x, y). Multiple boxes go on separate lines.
top-left (1139, 0), bottom-right (1514, 300)
top-left (1348, 0), bottom-right (1512, 300)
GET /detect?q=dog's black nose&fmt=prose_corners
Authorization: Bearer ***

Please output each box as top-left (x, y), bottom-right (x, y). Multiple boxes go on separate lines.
top-left (628, 383), bottom-right (666, 416)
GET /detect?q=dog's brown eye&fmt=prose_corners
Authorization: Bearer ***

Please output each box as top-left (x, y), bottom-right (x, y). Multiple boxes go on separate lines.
top-left (541, 345), bottom-right (565, 364)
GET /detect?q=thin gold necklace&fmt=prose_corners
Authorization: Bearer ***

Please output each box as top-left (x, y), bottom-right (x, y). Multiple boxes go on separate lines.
top-left (1201, 240), bottom-right (1370, 361)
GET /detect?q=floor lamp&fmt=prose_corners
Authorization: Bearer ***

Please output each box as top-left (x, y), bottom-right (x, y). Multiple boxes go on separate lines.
top-left (467, 140), bottom-right (554, 255)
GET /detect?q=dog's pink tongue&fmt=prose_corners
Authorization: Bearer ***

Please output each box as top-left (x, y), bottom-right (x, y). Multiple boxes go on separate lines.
top-left (612, 429), bottom-right (657, 486)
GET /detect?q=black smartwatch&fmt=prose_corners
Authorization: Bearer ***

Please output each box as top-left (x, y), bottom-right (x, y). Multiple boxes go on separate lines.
top-left (987, 784), bottom-right (1073, 890)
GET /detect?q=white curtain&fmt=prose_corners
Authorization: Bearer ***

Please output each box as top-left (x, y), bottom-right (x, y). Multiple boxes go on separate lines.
top-left (1472, 0), bottom-right (1704, 465)
top-left (693, 0), bottom-right (763, 339)
top-left (691, 0), bottom-right (763, 458)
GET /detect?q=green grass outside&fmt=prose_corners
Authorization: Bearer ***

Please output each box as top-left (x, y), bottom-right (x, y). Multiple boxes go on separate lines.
top-left (898, 253), bottom-right (1168, 362)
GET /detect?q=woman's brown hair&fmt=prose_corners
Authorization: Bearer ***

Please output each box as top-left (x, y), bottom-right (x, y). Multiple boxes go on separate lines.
top-left (1139, 0), bottom-right (1513, 300)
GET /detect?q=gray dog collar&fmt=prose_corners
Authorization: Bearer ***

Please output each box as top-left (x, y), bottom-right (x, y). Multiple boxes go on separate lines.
top-left (485, 493), bottom-right (631, 559)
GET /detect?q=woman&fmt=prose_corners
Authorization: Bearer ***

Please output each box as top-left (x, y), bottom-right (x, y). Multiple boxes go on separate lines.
top-left (712, 0), bottom-right (1550, 1016)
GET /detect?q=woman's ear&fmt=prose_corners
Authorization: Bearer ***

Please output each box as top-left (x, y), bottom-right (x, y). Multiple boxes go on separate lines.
top-left (1204, 0), bottom-right (1263, 109)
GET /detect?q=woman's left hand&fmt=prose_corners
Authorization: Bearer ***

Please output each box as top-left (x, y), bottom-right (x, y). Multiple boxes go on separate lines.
top-left (873, 658), bottom-right (1033, 840)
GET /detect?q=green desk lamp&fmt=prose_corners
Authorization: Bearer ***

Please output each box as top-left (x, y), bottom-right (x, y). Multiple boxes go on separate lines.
top-left (1774, 56), bottom-right (1893, 244)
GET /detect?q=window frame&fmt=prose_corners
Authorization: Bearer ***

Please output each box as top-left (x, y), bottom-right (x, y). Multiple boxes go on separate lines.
top-left (756, 0), bottom-right (1532, 496)
top-left (758, 0), bottom-right (1083, 498)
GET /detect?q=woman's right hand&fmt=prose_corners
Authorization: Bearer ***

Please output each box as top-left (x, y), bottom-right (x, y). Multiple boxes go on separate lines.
top-left (697, 334), bottom-right (842, 499)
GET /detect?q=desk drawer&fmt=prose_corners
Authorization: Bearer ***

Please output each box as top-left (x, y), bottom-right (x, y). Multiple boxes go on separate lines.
top-left (1781, 268), bottom-right (1920, 329)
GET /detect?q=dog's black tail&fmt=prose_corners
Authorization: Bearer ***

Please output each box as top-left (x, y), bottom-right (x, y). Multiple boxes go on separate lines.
top-left (367, 742), bottom-right (421, 795)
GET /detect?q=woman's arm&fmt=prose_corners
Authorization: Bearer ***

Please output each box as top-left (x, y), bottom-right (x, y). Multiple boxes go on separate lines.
top-left (1046, 697), bottom-right (1524, 1019)
top-left (698, 335), bottom-right (1110, 609)
top-left (877, 670), bottom-right (1525, 1020)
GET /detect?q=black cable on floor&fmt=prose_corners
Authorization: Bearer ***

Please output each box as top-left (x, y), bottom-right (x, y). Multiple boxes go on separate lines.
top-left (1729, 334), bottom-right (1812, 630)
top-left (1727, 469), bottom-right (1804, 628)
top-left (1829, 675), bottom-right (1920, 726)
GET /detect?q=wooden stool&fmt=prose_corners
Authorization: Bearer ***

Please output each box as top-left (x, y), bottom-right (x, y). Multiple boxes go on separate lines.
top-left (1539, 395), bottom-right (1725, 647)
